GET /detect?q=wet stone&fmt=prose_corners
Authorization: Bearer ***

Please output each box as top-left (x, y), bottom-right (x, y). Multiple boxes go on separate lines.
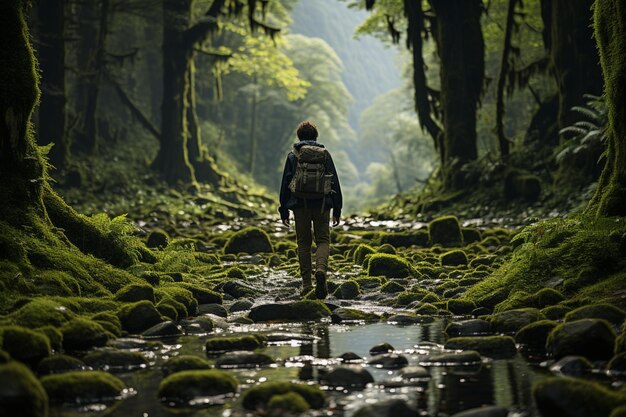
top-left (229, 299), bottom-right (253, 313)
top-left (387, 314), bottom-right (423, 325)
top-left (369, 342), bottom-right (395, 355)
top-left (37, 355), bottom-right (87, 375)
top-left (215, 351), bottom-right (275, 369)
top-left (338, 352), bottom-right (363, 363)
top-left (451, 405), bottom-right (509, 417)
top-left (549, 355), bottom-right (592, 377)
top-left (83, 349), bottom-right (148, 371)
top-left (547, 318), bottom-right (616, 361)
top-left (445, 319), bottom-right (492, 337)
top-left (420, 351), bottom-right (483, 366)
top-left (142, 321), bottom-right (183, 338)
top-left (181, 317), bottom-right (215, 334)
top-left (198, 303), bottom-right (228, 317)
top-left (368, 353), bottom-right (409, 369)
top-left (352, 398), bottom-right (418, 417)
top-left (319, 366), bottom-right (374, 389)
top-left (400, 365), bottom-right (430, 380)
top-left (607, 353), bottom-right (626, 375)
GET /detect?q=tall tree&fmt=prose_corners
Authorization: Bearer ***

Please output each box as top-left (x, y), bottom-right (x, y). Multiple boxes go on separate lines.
top-left (587, 0), bottom-right (626, 217)
top-left (36, 0), bottom-right (67, 168)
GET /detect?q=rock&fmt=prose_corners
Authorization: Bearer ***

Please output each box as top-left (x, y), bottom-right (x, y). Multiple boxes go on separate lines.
top-left (541, 305), bottom-right (571, 320)
top-left (547, 319), bottom-right (616, 361)
top-left (549, 356), bottom-right (592, 376)
top-left (608, 353), bottom-right (626, 375)
top-left (379, 231), bottom-right (429, 248)
top-left (462, 228), bottom-right (482, 244)
top-left (451, 405), bottom-right (509, 417)
top-left (157, 370), bottom-right (238, 405)
top-left (182, 316), bottom-right (215, 334)
top-left (241, 381), bottom-right (325, 410)
top-left (429, 216), bottom-right (463, 246)
top-left (248, 301), bottom-right (330, 322)
top-left (215, 351), bottom-right (275, 368)
top-left (387, 314), bottom-right (425, 324)
top-left (400, 366), bottom-right (430, 380)
top-left (229, 299), bottom-right (253, 313)
top-left (353, 244), bottom-right (376, 265)
top-left (267, 391), bottom-right (310, 415)
top-left (380, 281), bottom-right (406, 293)
top-left (146, 229), bottom-right (169, 249)
top-left (445, 336), bottom-right (517, 359)
top-left (334, 281), bottom-right (360, 299)
top-left (162, 355), bottom-right (211, 376)
top-left (447, 299), bottom-right (477, 315)
top-left (352, 399), bottom-right (418, 417)
top-left (490, 308), bottom-right (545, 334)
top-left (441, 250), bottom-right (468, 266)
top-left (37, 355), bottom-right (86, 375)
top-left (142, 321), bottom-right (182, 338)
top-left (368, 353), bottom-right (409, 369)
top-left (415, 303), bottom-right (439, 315)
top-left (472, 307), bottom-right (492, 316)
top-left (504, 172), bottom-right (541, 201)
top-left (10, 299), bottom-right (74, 328)
top-left (176, 283), bottom-right (222, 304)
top-left (205, 335), bottom-right (262, 354)
top-left (41, 371), bottom-right (126, 404)
top-left (83, 349), bottom-right (147, 371)
top-left (0, 362), bottom-right (48, 417)
top-left (0, 326), bottom-right (50, 366)
top-left (319, 366), bottom-right (374, 389)
top-left (198, 303), bottom-right (228, 317)
top-left (565, 304), bottom-right (626, 327)
top-left (515, 320), bottom-right (557, 352)
top-left (114, 283), bottom-right (155, 303)
top-left (117, 300), bottom-right (163, 334)
top-left (367, 254), bottom-right (411, 278)
top-left (338, 352), bottom-right (363, 363)
top-left (61, 318), bottom-right (110, 351)
top-left (534, 377), bottom-right (625, 417)
top-left (420, 351), bottom-right (482, 366)
top-left (369, 342), bottom-right (395, 355)
top-left (221, 280), bottom-right (258, 298)
top-left (224, 227), bottom-right (273, 254)
top-left (446, 319), bottom-right (492, 337)
top-left (612, 406), bottom-right (626, 417)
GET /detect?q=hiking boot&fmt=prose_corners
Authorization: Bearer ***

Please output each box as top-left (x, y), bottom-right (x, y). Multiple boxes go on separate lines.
top-left (314, 271), bottom-right (328, 299)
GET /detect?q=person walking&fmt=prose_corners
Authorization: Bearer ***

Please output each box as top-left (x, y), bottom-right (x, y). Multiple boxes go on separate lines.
top-left (279, 121), bottom-right (342, 299)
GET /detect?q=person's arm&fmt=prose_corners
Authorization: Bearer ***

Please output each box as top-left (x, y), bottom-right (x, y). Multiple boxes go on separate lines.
top-left (327, 152), bottom-right (342, 224)
top-left (278, 153), bottom-right (294, 223)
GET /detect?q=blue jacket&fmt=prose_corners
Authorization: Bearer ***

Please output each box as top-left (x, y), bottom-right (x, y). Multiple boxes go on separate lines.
top-left (278, 140), bottom-right (343, 220)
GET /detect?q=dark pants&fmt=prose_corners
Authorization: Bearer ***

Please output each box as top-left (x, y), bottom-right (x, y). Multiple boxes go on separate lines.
top-left (293, 207), bottom-right (330, 288)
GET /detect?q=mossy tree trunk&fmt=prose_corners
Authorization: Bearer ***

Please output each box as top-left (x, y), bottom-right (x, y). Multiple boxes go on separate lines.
top-left (37, 0), bottom-right (67, 169)
top-left (542, 0), bottom-right (603, 132)
top-left (430, 0), bottom-right (485, 189)
top-left (495, 0), bottom-right (517, 160)
top-left (586, 0), bottom-right (626, 217)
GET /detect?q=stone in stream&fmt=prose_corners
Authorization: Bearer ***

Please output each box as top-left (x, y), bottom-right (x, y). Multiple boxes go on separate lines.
top-left (420, 351), bottom-right (483, 366)
top-left (352, 398), bottom-right (418, 417)
top-left (547, 319), bottom-right (616, 361)
top-left (564, 303), bottom-right (626, 327)
top-left (367, 254), bottom-right (411, 278)
top-left (197, 303), bottom-right (228, 317)
top-left (334, 281), bottom-right (360, 299)
top-left (158, 369), bottom-right (238, 405)
top-left (400, 365), bottom-right (430, 380)
top-left (444, 336), bottom-right (517, 359)
top-left (428, 215), bottom-right (463, 246)
top-left (441, 249), bottom-right (468, 266)
top-left (117, 300), bottom-right (163, 334)
top-left (607, 353), bottom-right (626, 375)
top-left (114, 283), bottom-right (155, 303)
top-left (41, 370), bottom-right (126, 405)
top-left (220, 280), bottom-right (259, 299)
top-left (60, 318), bottom-right (111, 351)
top-left (241, 381), bottom-right (325, 410)
top-left (215, 351), bottom-right (275, 368)
top-left (248, 301), bottom-right (331, 322)
top-left (445, 319), bottom-right (492, 337)
top-left (229, 299), bottom-right (253, 313)
top-left (319, 366), bottom-right (374, 389)
top-left (331, 307), bottom-right (380, 324)
top-left (0, 362), bottom-right (48, 417)
top-left (205, 335), bottom-right (263, 354)
top-left (338, 352), bottom-right (364, 363)
top-left (37, 355), bottom-right (87, 375)
top-left (446, 299), bottom-right (478, 315)
top-left (142, 321), bottom-right (183, 338)
top-left (386, 313), bottom-right (428, 324)
top-left (549, 355), bottom-right (592, 377)
top-left (223, 227), bottom-right (273, 254)
top-left (162, 355), bottom-right (211, 376)
top-left (83, 349), bottom-right (148, 371)
top-left (489, 308), bottom-right (545, 334)
top-left (0, 326), bottom-right (50, 366)
top-left (514, 320), bottom-right (557, 352)
top-left (369, 342), bottom-right (395, 355)
top-left (182, 316), bottom-right (215, 334)
top-left (368, 353), bottom-right (409, 369)
top-left (534, 376), bottom-right (626, 417)
top-left (451, 405), bottom-right (509, 417)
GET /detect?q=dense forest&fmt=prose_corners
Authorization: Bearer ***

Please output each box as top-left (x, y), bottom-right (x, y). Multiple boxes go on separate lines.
top-left (1, 1), bottom-right (626, 417)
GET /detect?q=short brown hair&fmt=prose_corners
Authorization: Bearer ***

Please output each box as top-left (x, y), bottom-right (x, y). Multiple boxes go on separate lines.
top-left (296, 121), bottom-right (318, 141)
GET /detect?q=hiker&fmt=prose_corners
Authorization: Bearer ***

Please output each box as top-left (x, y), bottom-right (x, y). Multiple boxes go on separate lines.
top-left (279, 121), bottom-right (343, 299)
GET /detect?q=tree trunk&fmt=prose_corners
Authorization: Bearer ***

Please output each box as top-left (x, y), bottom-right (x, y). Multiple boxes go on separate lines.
top-left (495, 0), bottom-right (516, 160)
top-left (546, 0), bottom-right (602, 132)
top-left (248, 80), bottom-right (259, 176)
top-left (586, 0), bottom-right (626, 217)
top-left (430, 0), bottom-right (484, 189)
top-left (152, 0), bottom-right (196, 184)
top-left (37, 0), bottom-right (67, 168)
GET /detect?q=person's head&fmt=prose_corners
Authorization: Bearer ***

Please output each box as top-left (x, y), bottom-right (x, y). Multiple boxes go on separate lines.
top-left (296, 121), bottom-right (318, 142)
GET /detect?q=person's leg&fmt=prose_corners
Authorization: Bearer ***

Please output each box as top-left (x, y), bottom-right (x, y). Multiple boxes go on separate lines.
top-left (293, 207), bottom-right (313, 291)
top-left (312, 209), bottom-right (330, 298)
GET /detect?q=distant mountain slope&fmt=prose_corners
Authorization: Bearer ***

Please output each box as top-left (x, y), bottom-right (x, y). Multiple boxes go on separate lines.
top-left (290, 0), bottom-right (401, 130)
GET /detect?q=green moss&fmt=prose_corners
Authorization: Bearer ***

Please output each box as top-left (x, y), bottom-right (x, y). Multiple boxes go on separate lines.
top-left (428, 216), bottom-right (463, 246)
top-left (205, 335), bottom-right (261, 353)
top-left (176, 282), bottom-right (222, 304)
top-left (490, 308), bottom-right (546, 334)
top-left (440, 250), bottom-right (468, 266)
top-left (377, 243), bottom-right (397, 254)
top-left (377, 231), bottom-right (429, 247)
top-left (515, 319), bottom-right (557, 351)
top-left (162, 355), bottom-right (211, 376)
top-left (541, 305), bottom-right (572, 320)
top-left (462, 227), bottom-right (482, 243)
top-left (547, 318), bottom-right (616, 360)
top-left (368, 254), bottom-right (411, 278)
top-left (447, 299), bottom-right (477, 315)
top-left (334, 281), bottom-right (360, 300)
top-left (83, 350), bottom-right (147, 370)
top-left (158, 369), bottom-right (238, 404)
top-left (41, 371), bottom-right (125, 404)
top-left (352, 276), bottom-right (386, 289)
top-left (61, 318), bottom-right (110, 351)
top-left (353, 244), bottom-right (376, 265)
top-left (91, 311), bottom-right (121, 336)
top-left (36, 326), bottom-right (63, 351)
top-left (114, 283), bottom-right (155, 303)
top-left (616, 333), bottom-right (626, 355)
top-left (445, 336), bottom-right (517, 359)
top-left (565, 303), bottom-right (626, 326)
top-left (415, 303), bottom-right (439, 315)
top-left (248, 301), bottom-right (331, 322)
top-left (117, 300), bottom-right (163, 333)
top-left (380, 281), bottom-right (405, 294)
top-left (10, 298), bottom-right (75, 328)
top-left (157, 285), bottom-right (197, 316)
top-left (32, 270), bottom-right (80, 297)
top-left (242, 381), bottom-right (325, 410)
top-left (156, 302), bottom-right (178, 321)
top-left (0, 362), bottom-right (48, 417)
top-left (0, 326), bottom-right (50, 366)
top-left (226, 266), bottom-right (246, 279)
top-left (37, 355), bottom-right (86, 375)
top-left (611, 406), bottom-right (626, 417)
top-left (224, 227), bottom-right (273, 254)
top-left (267, 391), bottom-right (310, 414)
top-left (146, 228), bottom-right (169, 249)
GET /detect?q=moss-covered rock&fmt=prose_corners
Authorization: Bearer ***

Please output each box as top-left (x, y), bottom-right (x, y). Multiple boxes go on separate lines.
top-left (117, 300), bottom-right (163, 333)
top-left (353, 244), bottom-right (376, 265)
top-left (60, 318), bottom-right (110, 351)
top-left (220, 280), bottom-right (257, 298)
top-left (157, 286), bottom-right (198, 316)
top-left (37, 355), bottom-right (86, 375)
top-left (42, 371), bottom-right (126, 404)
top-left (176, 282), bottom-right (222, 304)
top-left (415, 303), bottom-right (439, 315)
top-left (428, 216), bottom-right (463, 246)
top-left (114, 283), bottom-right (155, 303)
top-left (224, 227), bottom-right (273, 254)
top-left (444, 336), bottom-right (517, 359)
top-left (248, 301), bottom-right (331, 322)
top-left (242, 381), bottom-right (325, 410)
top-left (547, 318), bottom-right (616, 361)
top-left (515, 320), bottom-right (557, 352)
top-left (10, 298), bottom-right (75, 328)
top-left (36, 326), bottom-right (63, 351)
top-left (320, 366), bottom-right (374, 389)
top-left (157, 297), bottom-right (186, 320)
top-left (462, 227), bottom-right (482, 244)
top-left (367, 254), bottom-right (411, 278)
top-left (377, 231), bottom-right (429, 248)
top-left (331, 308), bottom-right (380, 323)
top-left (541, 305), bottom-right (572, 321)
top-left (352, 398), bottom-right (418, 417)
top-left (83, 349), bottom-right (147, 371)
top-left (490, 308), bottom-right (545, 334)
top-left (565, 304), bottom-right (626, 327)
top-left (162, 355), bottom-right (211, 376)
top-left (534, 377), bottom-right (626, 417)
top-left (146, 228), bottom-right (169, 249)
top-left (205, 335), bottom-right (261, 353)
top-left (91, 311), bottom-right (122, 337)
top-left (447, 299), bottom-right (477, 315)
top-left (334, 281), bottom-right (360, 300)
top-left (380, 280), bottom-right (405, 294)
top-left (0, 326), bottom-right (50, 366)
top-left (440, 250), bottom-right (468, 266)
top-left (215, 351), bottom-right (275, 368)
top-left (445, 319), bottom-right (492, 337)
top-left (157, 369), bottom-right (238, 404)
top-left (0, 362), bottom-right (48, 417)
top-left (267, 391), bottom-right (310, 415)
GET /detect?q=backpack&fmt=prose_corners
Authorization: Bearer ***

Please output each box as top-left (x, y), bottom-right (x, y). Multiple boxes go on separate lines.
top-left (288, 145), bottom-right (333, 200)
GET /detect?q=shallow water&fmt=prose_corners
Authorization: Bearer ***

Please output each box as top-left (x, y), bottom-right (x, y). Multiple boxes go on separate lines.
top-left (50, 319), bottom-right (546, 417)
